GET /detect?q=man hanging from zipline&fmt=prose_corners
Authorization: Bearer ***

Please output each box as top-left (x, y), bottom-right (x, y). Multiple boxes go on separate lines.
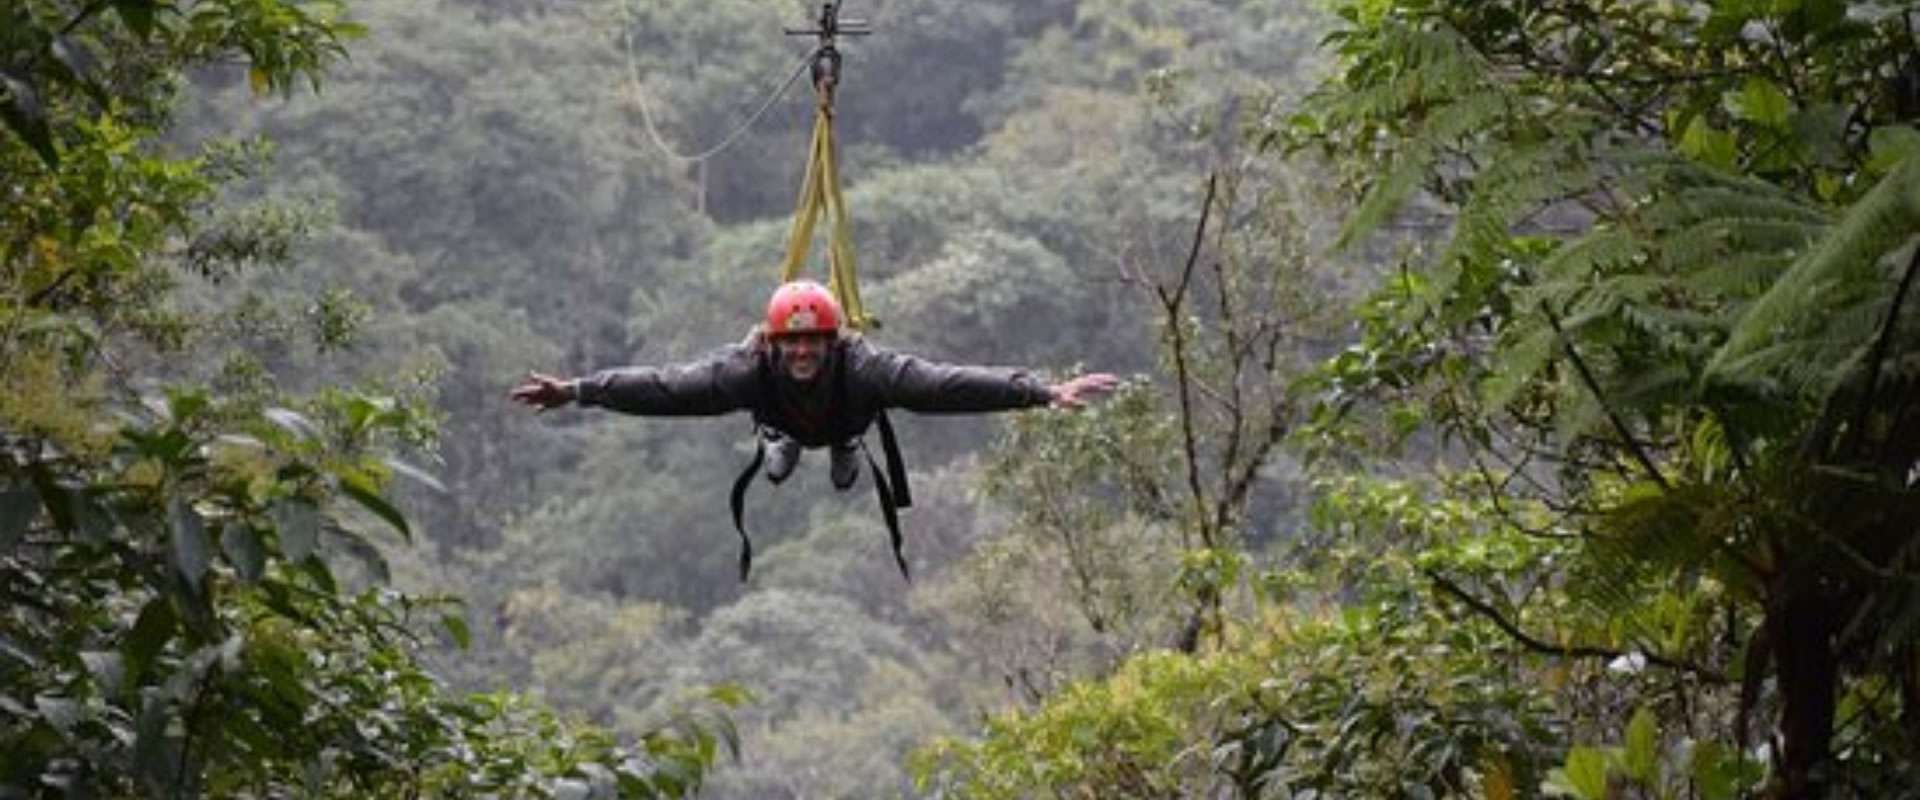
top-left (508, 279), bottom-right (1119, 579)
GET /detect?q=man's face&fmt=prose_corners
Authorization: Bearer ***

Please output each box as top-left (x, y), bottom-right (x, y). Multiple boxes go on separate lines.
top-left (773, 332), bottom-right (833, 382)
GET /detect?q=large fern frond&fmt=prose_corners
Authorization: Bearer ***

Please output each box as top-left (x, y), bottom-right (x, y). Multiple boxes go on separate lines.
top-left (1706, 156), bottom-right (1920, 398)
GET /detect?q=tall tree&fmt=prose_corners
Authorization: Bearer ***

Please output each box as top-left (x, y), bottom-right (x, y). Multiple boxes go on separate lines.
top-left (1297, 0), bottom-right (1920, 794)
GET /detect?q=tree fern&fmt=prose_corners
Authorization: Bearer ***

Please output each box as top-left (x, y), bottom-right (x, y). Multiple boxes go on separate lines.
top-left (1707, 156), bottom-right (1920, 396)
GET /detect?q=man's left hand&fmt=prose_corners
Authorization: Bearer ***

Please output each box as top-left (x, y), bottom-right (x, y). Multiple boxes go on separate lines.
top-left (1049, 373), bottom-right (1120, 410)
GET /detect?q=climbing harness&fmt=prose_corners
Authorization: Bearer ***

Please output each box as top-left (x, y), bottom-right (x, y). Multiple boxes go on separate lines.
top-left (729, 339), bottom-right (915, 583)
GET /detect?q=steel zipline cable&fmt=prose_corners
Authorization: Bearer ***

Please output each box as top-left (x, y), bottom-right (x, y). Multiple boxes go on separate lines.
top-left (619, 7), bottom-right (817, 164)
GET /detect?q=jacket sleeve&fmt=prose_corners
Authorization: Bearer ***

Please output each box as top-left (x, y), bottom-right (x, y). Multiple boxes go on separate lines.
top-left (853, 343), bottom-right (1054, 413)
top-left (573, 346), bottom-right (759, 416)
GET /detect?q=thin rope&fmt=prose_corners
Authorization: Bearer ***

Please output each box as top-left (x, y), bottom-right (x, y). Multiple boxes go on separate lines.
top-left (619, 5), bottom-right (815, 164)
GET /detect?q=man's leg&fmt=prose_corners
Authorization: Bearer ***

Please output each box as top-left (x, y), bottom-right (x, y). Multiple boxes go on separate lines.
top-left (763, 429), bottom-right (802, 484)
top-left (830, 438), bottom-right (861, 490)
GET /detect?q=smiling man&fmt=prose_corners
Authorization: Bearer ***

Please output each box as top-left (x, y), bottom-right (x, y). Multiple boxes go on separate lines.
top-left (509, 280), bottom-right (1117, 576)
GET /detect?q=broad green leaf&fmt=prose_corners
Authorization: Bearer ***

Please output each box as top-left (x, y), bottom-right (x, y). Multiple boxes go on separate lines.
top-left (1724, 79), bottom-right (1792, 128)
top-left (133, 694), bottom-right (179, 794)
top-left (1690, 741), bottom-right (1737, 800)
top-left (35, 694), bottom-right (82, 734)
top-left (0, 71), bottom-right (58, 167)
top-left (263, 407), bottom-right (320, 441)
top-left (1545, 746), bottom-right (1610, 800)
top-left (169, 497), bottom-right (211, 590)
top-left (1791, 103), bottom-right (1851, 167)
top-left (383, 456), bottom-right (447, 493)
top-left (273, 499), bottom-right (320, 561)
top-left (248, 66), bottom-right (270, 95)
top-left (335, 471), bottom-right (411, 540)
top-left (0, 634), bottom-right (41, 668)
top-left (441, 614), bottom-right (471, 649)
top-left (47, 38), bottom-right (87, 82)
top-left (114, 0), bottom-right (157, 38)
top-left (125, 597), bottom-right (176, 684)
top-left (1867, 125), bottom-right (1920, 174)
top-left (1623, 707), bottom-right (1659, 782)
top-left (1679, 118), bottom-right (1738, 170)
top-left (221, 525), bottom-right (267, 584)
top-left (81, 651), bottom-right (126, 696)
top-left (72, 493), bottom-right (114, 545)
top-left (0, 487), bottom-right (38, 547)
top-left (326, 526), bottom-right (389, 583)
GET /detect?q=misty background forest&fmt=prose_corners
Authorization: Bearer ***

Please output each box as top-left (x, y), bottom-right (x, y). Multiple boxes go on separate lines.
top-left (7, 0), bottom-right (1920, 797)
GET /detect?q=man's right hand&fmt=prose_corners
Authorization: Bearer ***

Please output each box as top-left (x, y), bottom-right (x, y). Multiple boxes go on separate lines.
top-left (509, 371), bottom-right (576, 411)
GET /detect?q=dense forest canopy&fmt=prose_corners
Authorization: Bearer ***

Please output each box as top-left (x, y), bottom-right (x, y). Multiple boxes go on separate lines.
top-left (5, 0), bottom-right (1919, 798)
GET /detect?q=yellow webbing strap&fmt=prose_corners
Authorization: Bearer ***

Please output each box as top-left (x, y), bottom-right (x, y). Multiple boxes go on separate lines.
top-left (778, 99), bottom-right (873, 329)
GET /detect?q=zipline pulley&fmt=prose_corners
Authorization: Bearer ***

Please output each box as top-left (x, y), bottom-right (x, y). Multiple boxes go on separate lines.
top-left (785, 3), bottom-right (870, 107)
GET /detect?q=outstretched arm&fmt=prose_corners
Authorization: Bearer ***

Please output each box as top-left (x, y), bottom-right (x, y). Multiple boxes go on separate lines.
top-left (508, 347), bottom-right (759, 416)
top-left (856, 345), bottom-right (1118, 413)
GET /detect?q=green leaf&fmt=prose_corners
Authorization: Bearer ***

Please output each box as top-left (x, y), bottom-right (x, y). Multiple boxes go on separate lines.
top-left (1867, 125), bottom-right (1920, 174)
top-left (114, 0), bottom-right (157, 38)
top-left (221, 525), bottom-right (267, 584)
top-left (1679, 118), bottom-right (1738, 170)
top-left (263, 407), bottom-right (321, 441)
top-left (1547, 746), bottom-right (1611, 800)
top-left (0, 487), bottom-right (38, 548)
top-left (273, 499), bottom-right (319, 562)
top-left (0, 634), bottom-right (41, 668)
top-left (335, 471), bottom-right (411, 540)
top-left (124, 597), bottom-right (176, 685)
top-left (440, 614), bottom-right (471, 649)
top-left (383, 456), bottom-right (447, 493)
top-left (326, 526), bottom-right (389, 583)
top-left (1622, 707), bottom-right (1659, 782)
top-left (0, 70), bottom-right (58, 168)
top-left (1724, 78), bottom-right (1792, 128)
top-left (72, 493), bottom-right (115, 545)
top-left (1690, 741), bottom-right (1736, 800)
top-left (169, 497), bottom-right (211, 590)
top-left (133, 693), bottom-right (180, 795)
top-left (35, 694), bottom-right (82, 734)
top-left (81, 651), bottom-right (126, 697)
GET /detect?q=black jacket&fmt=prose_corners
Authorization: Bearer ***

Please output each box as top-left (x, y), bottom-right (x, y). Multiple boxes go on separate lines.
top-left (573, 336), bottom-right (1053, 446)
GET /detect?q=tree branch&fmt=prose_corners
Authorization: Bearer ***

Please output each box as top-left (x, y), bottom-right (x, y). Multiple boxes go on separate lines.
top-left (1157, 175), bottom-right (1218, 547)
top-left (1540, 300), bottom-right (1671, 490)
top-left (1425, 569), bottom-right (1727, 684)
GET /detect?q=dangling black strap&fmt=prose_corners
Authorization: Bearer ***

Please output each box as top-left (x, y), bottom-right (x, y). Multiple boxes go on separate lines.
top-left (864, 446), bottom-right (910, 582)
top-left (874, 410), bottom-right (911, 508)
top-left (729, 441), bottom-right (765, 582)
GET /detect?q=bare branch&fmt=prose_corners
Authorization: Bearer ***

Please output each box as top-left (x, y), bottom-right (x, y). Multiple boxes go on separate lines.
top-left (1540, 300), bottom-right (1671, 490)
top-left (1425, 569), bottom-right (1728, 684)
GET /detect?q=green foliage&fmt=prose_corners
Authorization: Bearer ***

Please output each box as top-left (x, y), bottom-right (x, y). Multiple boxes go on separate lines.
top-left (3, 1), bottom-right (735, 796)
top-left (915, 581), bottom-right (1564, 799)
top-left (1296, 0), bottom-right (1920, 793)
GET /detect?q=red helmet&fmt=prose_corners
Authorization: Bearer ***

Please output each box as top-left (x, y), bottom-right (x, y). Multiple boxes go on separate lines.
top-left (765, 280), bottom-right (842, 337)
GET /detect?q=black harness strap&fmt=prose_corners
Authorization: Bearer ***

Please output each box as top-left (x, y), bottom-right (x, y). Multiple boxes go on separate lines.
top-left (864, 445), bottom-right (910, 582)
top-left (728, 440), bottom-right (765, 582)
top-left (874, 410), bottom-right (911, 508)
top-left (734, 338), bottom-right (915, 582)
